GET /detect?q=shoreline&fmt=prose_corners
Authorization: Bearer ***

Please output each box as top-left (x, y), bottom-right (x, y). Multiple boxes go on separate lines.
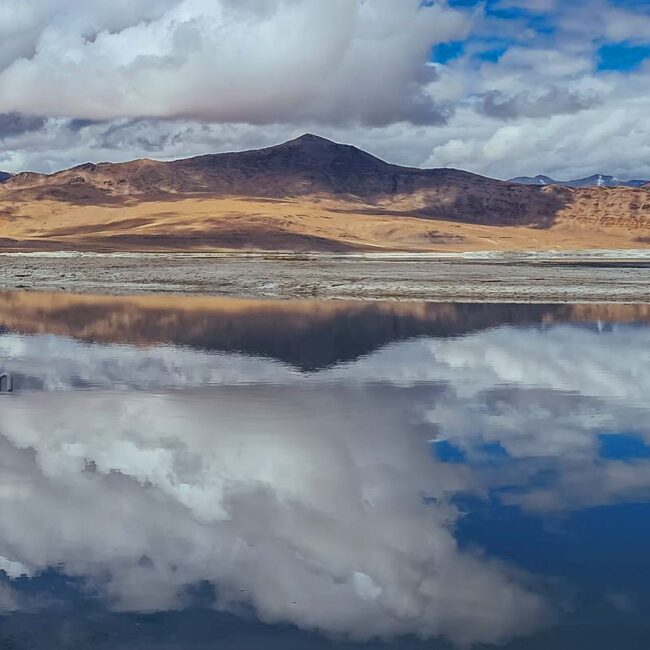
top-left (1, 250), bottom-right (650, 303)
top-left (2, 248), bottom-right (650, 259)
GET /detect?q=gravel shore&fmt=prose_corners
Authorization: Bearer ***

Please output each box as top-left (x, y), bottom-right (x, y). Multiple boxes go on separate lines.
top-left (1, 251), bottom-right (650, 302)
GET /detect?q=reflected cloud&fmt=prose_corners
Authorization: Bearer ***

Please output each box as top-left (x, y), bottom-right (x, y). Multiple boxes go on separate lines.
top-left (2, 315), bottom-right (650, 646)
top-left (0, 583), bottom-right (20, 612)
top-left (0, 387), bottom-right (547, 647)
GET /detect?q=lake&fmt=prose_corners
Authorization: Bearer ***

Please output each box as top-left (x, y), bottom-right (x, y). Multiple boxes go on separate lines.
top-left (0, 292), bottom-right (649, 649)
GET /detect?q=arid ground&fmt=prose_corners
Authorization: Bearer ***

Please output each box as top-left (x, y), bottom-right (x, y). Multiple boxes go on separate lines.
top-left (2, 194), bottom-right (650, 253)
top-left (2, 252), bottom-right (649, 302)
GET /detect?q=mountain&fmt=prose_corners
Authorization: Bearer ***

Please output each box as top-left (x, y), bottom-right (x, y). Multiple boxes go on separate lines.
top-left (0, 171), bottom-right (11, 183)
top-left (0, 134), bottom-right (579, 227)
top-left (1, 133), bottom-right (507, 204)
top-left (509, 173), bottom-right (648, 189)
top-left (0, 134), bottom-right (649, 252)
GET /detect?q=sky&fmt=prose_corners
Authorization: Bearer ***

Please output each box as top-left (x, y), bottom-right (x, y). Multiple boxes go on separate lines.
top-left (0, 0), bottom-right (649, 179)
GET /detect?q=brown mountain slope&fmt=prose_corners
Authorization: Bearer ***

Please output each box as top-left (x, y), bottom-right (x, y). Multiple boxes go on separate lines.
top-left (1, 134), bottom-right (649, 252)
top-left (3, 291), bottom-right (650, 371)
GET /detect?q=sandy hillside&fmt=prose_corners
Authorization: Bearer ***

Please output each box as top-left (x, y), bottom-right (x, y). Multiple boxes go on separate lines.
top-left (1, 134), bottom-right (649, 252)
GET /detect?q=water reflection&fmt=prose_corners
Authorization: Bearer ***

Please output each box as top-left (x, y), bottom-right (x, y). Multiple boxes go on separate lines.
top-left (2, 290), bottom-right (650, 370)
top-left (1, 292), bottom-right (650, 648)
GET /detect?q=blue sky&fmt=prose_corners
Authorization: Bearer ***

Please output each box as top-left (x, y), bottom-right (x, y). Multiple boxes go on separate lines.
top-left (597, 42), bottom-right (650, 70)
top-left (433, 26), bottom-right (650, 71)
top-left (433, 0), bottom-right (650, 71)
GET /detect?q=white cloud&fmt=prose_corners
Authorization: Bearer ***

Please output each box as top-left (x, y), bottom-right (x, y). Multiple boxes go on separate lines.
top-left (0, 0), bottom-right (469, 125)
top-left (424, 92), bottom-right (650, 179)
top-left (495, 0), bottom-right (561, 11)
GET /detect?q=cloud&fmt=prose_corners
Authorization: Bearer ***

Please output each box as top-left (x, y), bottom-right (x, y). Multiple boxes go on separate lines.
top-left (0, 0), bottom-right (469, 126)
top-left (494, 0), bottom-right (561, 11)
top-left (557, 3), bottom-right (650, 44)
top-left (0, 112), bottom-right (46, 138)
top-left (424, 91), bottom-right (650, 180)
top-left (479, 87), bottom-right (599, 119)
top-left (0, 0), bottom-right (179, 70)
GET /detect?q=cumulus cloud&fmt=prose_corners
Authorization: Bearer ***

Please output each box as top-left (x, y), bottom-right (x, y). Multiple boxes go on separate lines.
top-left (479, 87), bottom-right (600, 120)
top-left (0, 0), bottom-right (468, 126)
top-left (557, 2), bottom-right (650, 44)
top-left (0, 112), bottom-right (46, 138)
top-left (495, 0), bottom-right (561, 11)
top-left (418, 0), bottom-right (650, 178)
top-left (424, 94), bottom-right (650, 181)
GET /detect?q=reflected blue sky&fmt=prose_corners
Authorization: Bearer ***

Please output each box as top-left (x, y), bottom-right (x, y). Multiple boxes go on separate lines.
top-left (1, 299), bottom-right (650, 648)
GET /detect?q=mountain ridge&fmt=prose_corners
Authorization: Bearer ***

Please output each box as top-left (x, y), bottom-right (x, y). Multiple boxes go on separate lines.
top-left (0, 134), bottom-right (649, 252)
top-left (4, 135), bottom-right (648, 193)
top-left (2, 133), bottom-right (494, 199)
top-left (0, 133), bottom-right (567, 229)
top-left (510, 173), bottom-right (648, 189)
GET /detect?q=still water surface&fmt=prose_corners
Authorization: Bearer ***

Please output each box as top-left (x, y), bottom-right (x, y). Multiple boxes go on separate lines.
top-left (1, 292), bottom-right (650, 649)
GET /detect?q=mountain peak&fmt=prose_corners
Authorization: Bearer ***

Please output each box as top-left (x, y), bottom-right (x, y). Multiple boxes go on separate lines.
top-left (278, 133), bottom-right (343, 150)
top-left (269, 133), bottom-right (391, 169)
top-left (294, 133), bottom-right (332, 143)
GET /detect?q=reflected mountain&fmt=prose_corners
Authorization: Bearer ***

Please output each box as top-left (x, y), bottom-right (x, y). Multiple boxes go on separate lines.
top-left (2, 291), bottom-right (650, 370)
